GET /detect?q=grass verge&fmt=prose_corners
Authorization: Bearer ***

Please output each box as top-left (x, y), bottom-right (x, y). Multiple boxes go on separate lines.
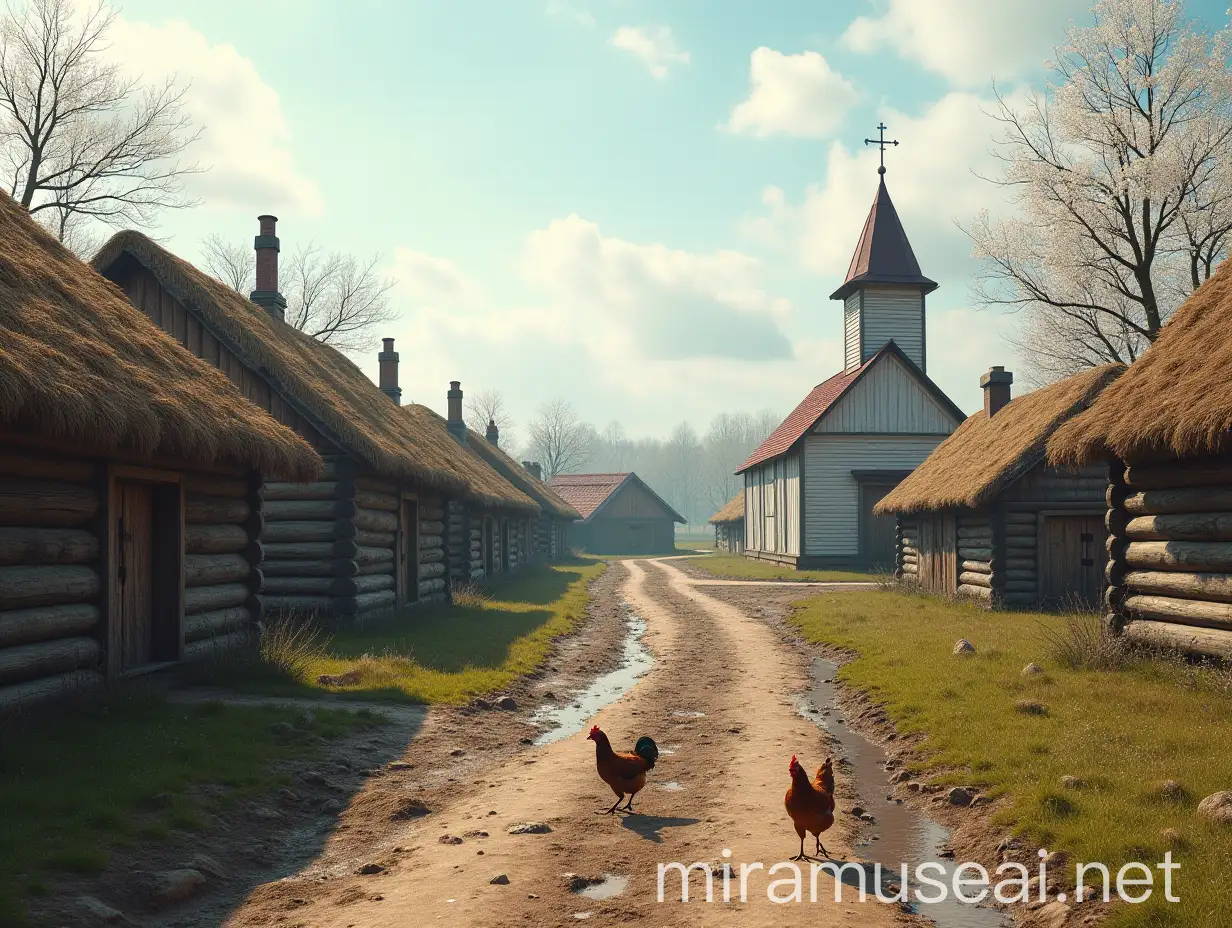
top-left (213, 561), bottom-right (607, 705)
top-left (0, 691), bottom-right (379, 926)
top-left (684, 553), bottom-right (875, 583)
top-left (789, 590), bottom-right (1232, 928)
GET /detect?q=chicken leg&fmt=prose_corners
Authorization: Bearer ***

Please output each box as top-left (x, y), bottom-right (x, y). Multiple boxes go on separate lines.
top-left (815, 835), bottom-right (837, 859)
top-left (598, 794), bottom-right (625, 815)
top-left (790, 829), bottom-right (812, 862)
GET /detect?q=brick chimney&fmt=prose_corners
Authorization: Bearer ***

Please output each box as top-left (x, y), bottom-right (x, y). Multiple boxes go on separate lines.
top-left (378, 338), bottom-right (401, 405)
top-left (522, 461), bottom-right (543, 481)
top-left (250, 214), bottom-right (287, 321)
top-left (485, 418), bottom-right (499, 446)
top-left (981, 366), bottom-right (1013, 418)
top-left (447, 381), bottom-right (467, 444)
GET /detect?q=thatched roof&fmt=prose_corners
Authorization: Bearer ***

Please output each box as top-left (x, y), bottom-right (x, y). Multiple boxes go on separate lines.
top-left (877, 364), bottom-right (1124, 515)
top-left (0, 194), bottom-right (320, 480)
top-left (709, 492), bottom-right (745, 524)
top-left (1048, 261), bottom-right (1232, 466)
top-left (400, 405), bottom-right (538, 512)
top-left (465, 433), bottom-right (580, 520)
top-left (92, 231), bottom-right (464, 494)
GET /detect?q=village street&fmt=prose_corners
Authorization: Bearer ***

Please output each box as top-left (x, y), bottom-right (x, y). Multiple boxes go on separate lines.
top-left (227, 560), bottom-right (910, 928)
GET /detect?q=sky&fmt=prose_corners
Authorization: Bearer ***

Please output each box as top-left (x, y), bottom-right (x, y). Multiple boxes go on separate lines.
top-left (103, 0), bottom-right (1231, 441)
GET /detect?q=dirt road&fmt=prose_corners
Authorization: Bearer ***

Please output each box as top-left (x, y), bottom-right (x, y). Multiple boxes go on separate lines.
top-left (231, 560), bottom-right (907, 928)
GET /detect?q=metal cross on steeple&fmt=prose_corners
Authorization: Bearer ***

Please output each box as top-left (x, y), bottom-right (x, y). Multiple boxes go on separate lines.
top-left (864, 122), bottom-right (899, 175)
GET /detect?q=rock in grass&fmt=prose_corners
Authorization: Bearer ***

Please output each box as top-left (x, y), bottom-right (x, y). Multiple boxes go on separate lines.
top-left (1037, 900), bottom-right (1070, 927)
top-left (947, 787), bottom-right (973, 807)
top-left (357, 863), bottom-right (386, 875)
top-left (490, 873), bottom-right (511, 885)
top-left (317, 669), bottom-right (361, 686)
top-left (507, 822), bottom-right (552, 835)
top-left (953, 639), bottom-right (976, 655)
top-left (1160, 827), bottom-right (1187, 847)
top-left (1014, 700), bottom-right (1048, 716)
top-left (1197, 791), bottom-right (1232, 825)
top-left (1157, 779), bottom-right (1188, 803)
top-left (150, 869), bottom-right (206, 906)
top-left (1022, 662), bottom-right (1044, 675)
top-left (77, 895), bottom-right (125, 923)
top-left (267, 721), bottom-right (295, 737)
top-left (498, 696), bottom-right (518, 711)
top-left (187, 854), bottom-right (227, 880)
top-left (1060, 775), bottom-right (1085, 790)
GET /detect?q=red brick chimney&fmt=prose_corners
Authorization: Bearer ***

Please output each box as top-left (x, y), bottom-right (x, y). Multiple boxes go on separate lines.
top-left (485, 418), bottom-right (499, 446)
top-left (447, 381), bottom-right (466, 444)
top-left (981, 366), bottom-right (1013, 418)
top-left (378, 338), bottom-right (401, 405)
top-left (251, 214), bottom-right (287, 321)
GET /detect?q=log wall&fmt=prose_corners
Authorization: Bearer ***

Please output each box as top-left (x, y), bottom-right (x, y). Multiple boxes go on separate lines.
top-left (897, 518), bottom-right (918, 583)
top-left (418, 495), bottom-right (448, 604)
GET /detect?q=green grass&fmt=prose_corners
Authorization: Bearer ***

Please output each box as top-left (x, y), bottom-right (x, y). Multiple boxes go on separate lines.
top-left (231, 561), bottom-right (607, 705)
top-left (0, 692), bottom-right (378, 927)
top-left (789, 590), bottom-right (1232, 928)
top-left (676, 537), bottom-right (716, 552)
top-left (683, 554), bottom-right (876, 582)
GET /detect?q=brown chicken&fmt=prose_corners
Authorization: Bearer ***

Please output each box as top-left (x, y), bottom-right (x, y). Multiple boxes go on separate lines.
top-left (784, 755), bottom-right (836, 860)
top-left (587, 726), bottom-right (659, 814)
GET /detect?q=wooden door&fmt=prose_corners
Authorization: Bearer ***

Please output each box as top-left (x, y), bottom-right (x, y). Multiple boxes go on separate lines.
top-left (399, 498), bottom-right (419, 605)
top-left (917, 513), bottom-right (958, 593)
top-left (1041, 514), bottom-right (1107, 609)
top-left (115, 479), bottom-right (156, 670)
top-left (859, 484), bottom-right (899, 572)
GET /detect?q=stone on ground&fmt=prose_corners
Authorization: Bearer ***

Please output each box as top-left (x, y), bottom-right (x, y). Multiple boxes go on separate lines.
top-left (1197, 790), bottom-right (1232, 824)
top-left (953, 639), bottom-right (975, 655)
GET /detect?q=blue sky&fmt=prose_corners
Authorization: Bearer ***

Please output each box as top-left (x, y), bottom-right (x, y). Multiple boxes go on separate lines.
top-left (106, 0), bottom-right (1230, 442)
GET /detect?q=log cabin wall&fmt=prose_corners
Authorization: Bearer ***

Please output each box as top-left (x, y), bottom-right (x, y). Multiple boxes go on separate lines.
top-left (896, 517), bottom-right (917, 583)
top-left (417, 495), bottom-right (448, 604)
top-left (956, 512), bottom-right (994, 605)
top-left (1106, 457), bottom-right (1232, 660)
top-left (447, 500), bottom-right (469, 586)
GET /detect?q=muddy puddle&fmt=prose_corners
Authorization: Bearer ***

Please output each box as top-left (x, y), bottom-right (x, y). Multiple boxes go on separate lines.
top-left (799, 658), bottom-right (1008, 928)
top-left (571, 874), bottom-right (630, 900)
top-left (531, 605), bottom-right (653, 746)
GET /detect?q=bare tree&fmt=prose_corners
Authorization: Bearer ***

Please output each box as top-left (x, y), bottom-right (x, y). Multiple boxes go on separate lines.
top-left (528, 399), bottom-right (591, 479)
top-left (600, 420), bottom-right (628, 470)
top-left (466, 388), bottom-right (515, 448)
top-left (0, 0), bottom-right (202, 242)
top-left (201, 237), bottom-right (396, 351)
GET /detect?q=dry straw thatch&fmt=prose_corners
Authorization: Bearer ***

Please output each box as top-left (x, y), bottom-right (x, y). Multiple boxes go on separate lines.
top-left (400, 405), bottom-right (538, 512)
top-left (877, 364), bottom-right (1124, 515)
top-left (466, 431), bottom-right (581, 520)
top-left (709, 491), bottom-right (744, 524)
top-left (93, 230), bottom-right (466, 494)
top-left (1048, 260), bottom-right (1232, 466)
top-left (0, 193), bottom-right (320, 480)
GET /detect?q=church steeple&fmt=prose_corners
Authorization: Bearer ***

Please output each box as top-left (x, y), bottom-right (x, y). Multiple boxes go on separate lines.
top-left (831, 125), bottom-right (935, 374)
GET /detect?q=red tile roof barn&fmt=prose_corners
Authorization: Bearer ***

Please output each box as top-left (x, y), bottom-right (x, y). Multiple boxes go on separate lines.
top-left (830, 178), bottom-right (938, 302)
top-left (551, 472), bottom-right (686, 523)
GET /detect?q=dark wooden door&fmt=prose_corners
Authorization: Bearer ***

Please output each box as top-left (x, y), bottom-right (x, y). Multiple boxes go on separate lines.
top-left (115, 480), bottom-right (155, 670)
top-left (917, 513), bottom-right (958, 593)
top-left (859, 484), bottom-right (899, 572)
top-left (400, 498), bottom-right (418, 604)
top-left (1042, 515), bottom-right (1107, 609)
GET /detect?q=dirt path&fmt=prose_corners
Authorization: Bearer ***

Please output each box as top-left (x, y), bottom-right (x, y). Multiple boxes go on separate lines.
top-left (231, 560), bottom-right (910, 928)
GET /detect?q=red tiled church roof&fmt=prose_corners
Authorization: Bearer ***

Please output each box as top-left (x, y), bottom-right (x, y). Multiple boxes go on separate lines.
top-left (737, 364), bottom-right (866, 472)
top-left (550, 473), bottom-right (630, 519)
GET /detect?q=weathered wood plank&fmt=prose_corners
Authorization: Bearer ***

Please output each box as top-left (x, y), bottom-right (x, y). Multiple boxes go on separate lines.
top-left (0, 668), bottom-right (103, 711)
top-left (354, 574), bottom-right (394, 594)
top-left (184, 554), bottom-right (250, 588)
top-left (1125, 541), bottom-right (1232, 572)
top-left (957, 546), bottom-right (993, 560)
top-left (418, 561), bottom-right (446, 580)
top-left (1126, 513), bottom-right (1232, 542)
top-left (1124, 486), bottom-right (1232, 517)
top-left (419, 520), bottom-right (446, 535)
top-left (355, 590), bottom-right (396, 613)
top-left (1124, 594), bottom-right (1232, 631)
top-left (0, 636), bottom-right (100, 685)
top-left (264, 500), bottom-right (356, 522)
top-left (354, 508), bottom-right (398, 533)
top-left (357, 530), bottom-right (396, 548)
top-left (184, 606), bottom-right (250, 642)
top-left (263, 540), bottom-right (359, 561)
top-left (0, 566), bottom-right (99, 610)
top-left (0, 481), bottom-right (98, 527)
top-left (261, 559), bottom-right (357, 578)
top-left (185, 524), bottom-right (248, 555)
top-left (958, 583), bottom-right (992, 600)
top-left (959, 571), bottom-right (991, 588)
top-left (185, 495), bottom-right (250, 525)
top-left (961, 560), bottom-right (992, 574)
top-left (0, 603), bottom-right (99, 648)
top-left (355, 488), bottom-right (398, 512)
top-left (355, 545), bottom-right (394, 567)
top-left (184, 583), bottom-right (248, 615)
top-left (1125, 570), bottom-right (1232, 604)
top-left (262, 482), bottom-right (342, 501)
top-left (0, 528), bottom-right (98, 566)
top-left (260, 521), bottom-right (345, 543)
top-left (1123, 619), bottom-right (1232, 659)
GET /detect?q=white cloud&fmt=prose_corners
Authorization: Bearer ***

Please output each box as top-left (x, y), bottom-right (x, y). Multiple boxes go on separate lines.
top-left (841, 0), bottom-right (1085, 87)
top-left (390, 247), bottom-right (480, 304)
top-left (610, 25), bottom-right (690, 80)
top-left (108, 18), bottom-right (322, 215)
top-left (546, 0), bottom-right (596, 27)
top-left (724, 48), bottom-right (859, 138)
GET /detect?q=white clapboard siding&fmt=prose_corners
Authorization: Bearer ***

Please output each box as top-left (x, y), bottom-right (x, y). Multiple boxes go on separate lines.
top-left (814, 353), bottom-right (958, 434)
top-left (803, 435), bottom-right (947, 556)
top-left (860, 286), bottom-right (924, 369)
top-left (743, 454), bottom-right (800, 555)
top-left (844, 293), bottom-right (861, 372)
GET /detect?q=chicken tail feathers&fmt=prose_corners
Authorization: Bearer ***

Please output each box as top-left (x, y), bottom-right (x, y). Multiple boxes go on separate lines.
top-left (634, 736), bottom-right (659, 769)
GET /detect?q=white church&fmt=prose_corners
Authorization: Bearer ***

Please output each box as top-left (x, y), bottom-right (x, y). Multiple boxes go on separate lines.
top-left (736, 147), bottom-right (965, 570)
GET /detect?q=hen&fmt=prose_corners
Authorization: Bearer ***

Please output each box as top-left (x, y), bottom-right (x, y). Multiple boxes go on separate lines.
top-left (784, 755), bottom-right (836, 860)
top-left (587, 725), bottom-right (658, 814)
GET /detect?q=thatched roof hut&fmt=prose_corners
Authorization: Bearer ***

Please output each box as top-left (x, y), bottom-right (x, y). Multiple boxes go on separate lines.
top-left (708, 491), bottom-right (745, 553)
top-left (709, 493), bottom-right (745, 525)
top-left (552, 473), bottom-right (684, 554)
top-left (1046, 262), bottom-right (1232, 660)
top-left (877, 364), bottom-right (1123, 609)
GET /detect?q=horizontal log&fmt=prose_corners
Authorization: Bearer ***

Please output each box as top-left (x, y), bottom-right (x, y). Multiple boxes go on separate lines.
top-left (355, 488), bottom-right (398, 512)
top-left (1004, 536), bottom-right (1037, 549)
top-left (185, 554), bottom-right (250, 588)
top-left (0, 527), bottom-right (98, 566)
top-left (1005, 512), bottom-right (1037, 524)
top-left (261, 576), bottom-right (334, 595)
top-left (354, 574), bottom-right (394, 594)
top-left (1126, 541), bottom-right (1232, 573)
top-left (0, 669), bottom-right (103, 711)
top-left (355, 545), bottom-right (394, 566)
top-left (184, 606), bottom-right (250, 642)
top-left (184, 631), bottom-right (250, 662)
top-left (958, 583), bottom-right (992, 600)
top-left (420, 547), bottom-right (445, 564)
top-left (261, 595), bottom-right (334, 615)
top-left (356, 529), bottom-right (395, 547)
top-left (262, 481), bottom-right (342, 501)
top-left (184, 583), bottom-right (248, 615)
top-left (261, 558), bottom-right (357, 578)
top-left (1124, 594), bottom-right (1232, 630)
top-left (185, 524), bottom-right (248, 555)
top-left (422, 535), bottom-right (445, 550)
top-left (470, 568), bottom-right (486, 580)
top-left (1123, 619), bottom-right (1232, 660)
top-left (354, 475), bottom-right (396, 494)
top-left (421, 507), bottom-right (445, 521)
top-left (1006, 557), bottom-right (1036, 570)
top-left (0, 451), bottom-right (94, 483)
top-left (958, 547), bottom-right (992, 560)
top-left (355, 590), bottom-right (396, 613)
top-left (1005, 580), bottom-right (1038, 592)
top-left (1004, 524), bottom-right (1038, 537)
top-left (0, 603), bottom-right (99, 648)
top-left (1126, 460), bottom-right (1232, 491)
top-left (1005, 501), bottom-right (1102, 511)
top-left (961, 560), bottom-right (992, 574)
top-left (901, 545), bottom-right (918, 557)
top-left (355, 561), bottom-right (393, 577)
top-left (901, 556), bottom-right (918, 567)
top-left (264, 540), bottom-right (358, 561)
top-left (260, 520), bottom-right (347, 543)
top-left (959, 571), bottom-right (991, 588)
top-left (419, 561), bottom-right (446, 580)
top-left (1125, 570), bottom-right (1232, 604)
top-left (1126, 512), bottom-right (1232, 542)
top-left (957, 531), bottom-right (992, 543)
top-left (185, 495), bottom-right (250, 525)
top-left (1004, 568), bottom-right (1036, 580)
top-left (1001, 593), bottom-right (1036, 606)
top-left (0, 481), bottom-right (98, 528)
top-left (0, 636), bottom-right (100, 685)
top-left (418, 578), bottom-right (447, 595)
top-left (419, 520), bottom-right (446, 535)
top-left (900, 565), bottom-right (918, 576)
top-left (264, 500), bottom-right (356, 522)
top-left (183, 473), bottom-right (249, 498)
top-left (0, 565), bottom-right (99, 610)
top-left (1124, 486), bottom-right (1232, 517)
top-left (354, 507), bottom-right (398, 534)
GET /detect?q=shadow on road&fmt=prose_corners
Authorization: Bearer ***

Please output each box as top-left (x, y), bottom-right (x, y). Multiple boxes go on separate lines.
top-left (620, 813), bottom-right (701, 843)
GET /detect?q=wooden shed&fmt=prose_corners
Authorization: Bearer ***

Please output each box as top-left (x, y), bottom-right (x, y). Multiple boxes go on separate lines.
top-left (93, 223), bottom-right (476, 619)
top-left (551, 473), bottom-right (684, 555)
top-left (708, 493), bottom-right (745, 553)
top-left (877, 365), bottom-right (1123, 608)
top-left (1048, 262), bottom-right (1232, 660)
top-left (0, 193), bottom-right (321, 709)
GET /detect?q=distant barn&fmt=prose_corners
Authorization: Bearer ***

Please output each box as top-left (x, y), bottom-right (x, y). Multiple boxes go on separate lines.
top-left (1049, 262), bottom-right (1232, 661)
top-left (878, 365), bottom-right (1123, 609)
top-left (550, 473), bottom-right (683, 554)
top-left (709, 493), bottom-right (745, 553)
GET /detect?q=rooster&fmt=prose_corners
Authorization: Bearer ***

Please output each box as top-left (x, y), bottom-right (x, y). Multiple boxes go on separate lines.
top-left (785, 755), bottom-right (836, 860)
top-left (587, 726), bottom-right (658, 814)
